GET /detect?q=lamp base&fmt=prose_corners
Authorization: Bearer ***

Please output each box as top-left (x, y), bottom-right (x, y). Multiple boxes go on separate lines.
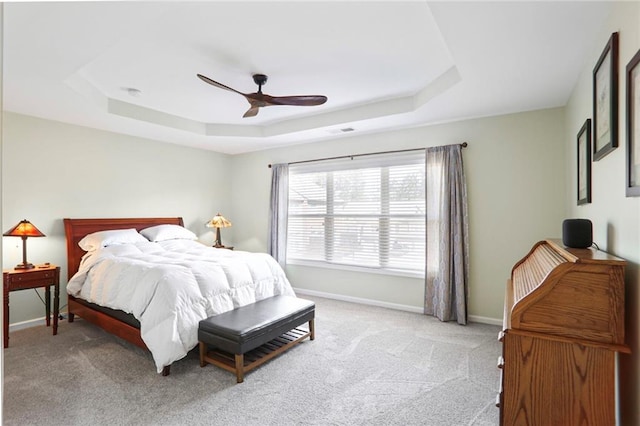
top-left (15, 262), bottom-right (35, 270)
top-left (214, 228), bottom-right (223, 248)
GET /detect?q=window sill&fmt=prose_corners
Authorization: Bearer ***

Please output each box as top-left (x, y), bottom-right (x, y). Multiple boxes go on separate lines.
top-left (286, 259), bottom-right (425, 279)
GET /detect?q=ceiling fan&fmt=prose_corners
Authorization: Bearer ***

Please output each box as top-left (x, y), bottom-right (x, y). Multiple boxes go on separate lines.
top-left (197, 73), bottom-right (328, 118)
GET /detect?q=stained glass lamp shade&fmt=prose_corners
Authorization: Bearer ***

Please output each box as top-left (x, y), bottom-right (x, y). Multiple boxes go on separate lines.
top-left (3, 219), bottom-right (45, 269)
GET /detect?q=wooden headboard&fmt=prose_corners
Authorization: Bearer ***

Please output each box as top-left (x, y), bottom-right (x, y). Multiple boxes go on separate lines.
top-left (63, 217), bottom-right (184, 280)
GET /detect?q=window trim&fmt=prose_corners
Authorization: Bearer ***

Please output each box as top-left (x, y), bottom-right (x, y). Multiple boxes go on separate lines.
top-left (286, 150), bottom-right (426, 277)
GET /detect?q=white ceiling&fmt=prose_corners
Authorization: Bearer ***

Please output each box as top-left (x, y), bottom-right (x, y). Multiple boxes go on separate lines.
top-left (3, 1), bottom-right (612, 155)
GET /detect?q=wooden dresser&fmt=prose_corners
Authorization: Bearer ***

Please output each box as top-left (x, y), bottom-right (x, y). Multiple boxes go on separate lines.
top-left (498, 239), bottom-right (628, 425)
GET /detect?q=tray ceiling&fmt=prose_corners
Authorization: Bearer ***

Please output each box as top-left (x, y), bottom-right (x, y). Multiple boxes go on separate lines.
top-left (3, 1), bottom-right (611, 154)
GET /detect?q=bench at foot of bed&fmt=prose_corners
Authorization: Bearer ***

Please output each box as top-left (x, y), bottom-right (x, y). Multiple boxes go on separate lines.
top-left (198, 295), bottom-right (315, 383)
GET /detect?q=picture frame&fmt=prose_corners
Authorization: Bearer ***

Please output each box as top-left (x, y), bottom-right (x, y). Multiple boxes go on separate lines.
top-left (626, 48), bottom-right (640, 197)
top-left (592, 32), bottom-right (619, 161)
top-left (577, 119), bottom-right (592, 205)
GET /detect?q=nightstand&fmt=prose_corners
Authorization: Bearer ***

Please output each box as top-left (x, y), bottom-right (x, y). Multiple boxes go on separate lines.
top-left (3, 264), bottom-right (60, 348)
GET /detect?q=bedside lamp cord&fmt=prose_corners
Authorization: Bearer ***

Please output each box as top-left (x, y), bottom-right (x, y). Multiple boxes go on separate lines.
top-left (32, 289), bottom-right (66, 320)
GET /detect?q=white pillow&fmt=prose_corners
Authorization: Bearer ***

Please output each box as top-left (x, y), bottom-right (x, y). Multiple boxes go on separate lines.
top-left (78, 228), bottom-right (147, 251)
top-left (140, 224), bottom-right (197, 242)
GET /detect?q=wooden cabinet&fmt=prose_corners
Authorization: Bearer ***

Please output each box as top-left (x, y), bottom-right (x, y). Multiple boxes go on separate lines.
top-left (499, 239), bottom-right (628, 425)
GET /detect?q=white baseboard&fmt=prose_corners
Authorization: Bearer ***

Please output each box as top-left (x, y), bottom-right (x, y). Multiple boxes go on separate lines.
top-left (8, 311), bottom-right (68, 332)
top-left (467, 315), bottom-right (503, 326)
top-left (9, 317), bottom-right (48, 332)
top-left (293, 287), bottom-right (503, 326)
top-left (294, 287), bottom-right (424, 314)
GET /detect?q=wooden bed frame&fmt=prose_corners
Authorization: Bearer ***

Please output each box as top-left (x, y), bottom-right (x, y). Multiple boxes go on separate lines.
top-left (63, 217), bottom-right (184, 376)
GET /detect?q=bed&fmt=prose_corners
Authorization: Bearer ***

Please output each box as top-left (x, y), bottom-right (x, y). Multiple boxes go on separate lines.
top-left (63, 217), bottom-right (295, 375)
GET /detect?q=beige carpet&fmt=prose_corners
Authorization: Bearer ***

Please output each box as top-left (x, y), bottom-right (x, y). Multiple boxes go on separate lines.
top-left (3, 296), bottom-right (501, 425)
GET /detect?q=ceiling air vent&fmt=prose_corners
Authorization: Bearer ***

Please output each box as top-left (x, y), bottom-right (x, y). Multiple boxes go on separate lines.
top-left (327, 127), bottom-right (355, 134)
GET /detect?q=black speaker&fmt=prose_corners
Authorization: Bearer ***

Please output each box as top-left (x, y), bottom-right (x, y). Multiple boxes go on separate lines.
top-left (562, 219), bottom-right (593, 248)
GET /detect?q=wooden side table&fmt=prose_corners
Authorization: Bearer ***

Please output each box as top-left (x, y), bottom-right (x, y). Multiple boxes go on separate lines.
top-left (3, 264), bottom-right (60, 348)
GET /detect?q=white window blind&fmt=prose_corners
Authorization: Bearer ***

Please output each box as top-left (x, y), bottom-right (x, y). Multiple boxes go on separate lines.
top-left (287, 150), bottom-right (426, 275)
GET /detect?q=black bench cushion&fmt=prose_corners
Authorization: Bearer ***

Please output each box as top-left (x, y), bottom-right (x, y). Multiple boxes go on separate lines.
top-left (198, 295), bottom-right (315, 354)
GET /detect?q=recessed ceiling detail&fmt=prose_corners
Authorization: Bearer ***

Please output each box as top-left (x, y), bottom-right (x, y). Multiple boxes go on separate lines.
top-left (65, 64), bottom-right (461, 139)
top-left (3, 2), bottom-right (612, 154)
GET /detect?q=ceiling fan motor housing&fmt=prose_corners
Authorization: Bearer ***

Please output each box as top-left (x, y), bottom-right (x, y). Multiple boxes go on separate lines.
top-left (252, 74), bottom-right (268, 87)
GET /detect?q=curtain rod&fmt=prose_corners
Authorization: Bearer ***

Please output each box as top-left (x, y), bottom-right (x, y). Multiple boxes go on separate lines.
top-left (267, 142), bottom-right (467, 168)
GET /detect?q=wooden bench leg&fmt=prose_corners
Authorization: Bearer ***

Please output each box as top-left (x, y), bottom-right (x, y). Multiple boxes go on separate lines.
top-left (309, 319), bottom-right (315, 340)
top-left (199, 341), bottom-right (207, 367)
top-left (235, 354), bottom-right (244, 383)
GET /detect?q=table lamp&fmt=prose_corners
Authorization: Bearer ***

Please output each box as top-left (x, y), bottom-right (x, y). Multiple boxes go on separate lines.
top-left (206, 213), bottom-right (232, 248)
top-left (3, 219), bottom-right (46, 269)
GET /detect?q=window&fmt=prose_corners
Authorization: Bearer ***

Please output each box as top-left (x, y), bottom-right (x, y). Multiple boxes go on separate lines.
top-left (286, 150), bottom-right (426, 275)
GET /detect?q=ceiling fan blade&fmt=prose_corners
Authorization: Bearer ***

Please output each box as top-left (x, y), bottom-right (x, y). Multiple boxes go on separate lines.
top-left (198, 72), bottom-right (328, 118)
top-left (196, 74), bottom-right (247, 97)
top-left (262, 95), bottom-right (328, 107)
top-left (243, 105), bottom-right (260, 118)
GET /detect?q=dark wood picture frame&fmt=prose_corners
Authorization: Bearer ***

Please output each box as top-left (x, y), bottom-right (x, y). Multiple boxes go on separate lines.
top-left (626, 48), bottom-right (640, 197)
top-left (577, 119), bottom-right (592, 205)
top-left (592, 32), bottom-right (619, 161)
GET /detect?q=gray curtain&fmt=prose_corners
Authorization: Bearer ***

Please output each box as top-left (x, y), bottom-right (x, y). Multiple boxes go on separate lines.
top-left (424, 144), bottom-right (469, 325)
top-left (267, 163), bottom-right (289, 266)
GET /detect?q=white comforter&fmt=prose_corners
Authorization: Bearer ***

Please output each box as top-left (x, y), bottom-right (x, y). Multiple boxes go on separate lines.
top-left (66, 239), bottom-right (295, 373)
